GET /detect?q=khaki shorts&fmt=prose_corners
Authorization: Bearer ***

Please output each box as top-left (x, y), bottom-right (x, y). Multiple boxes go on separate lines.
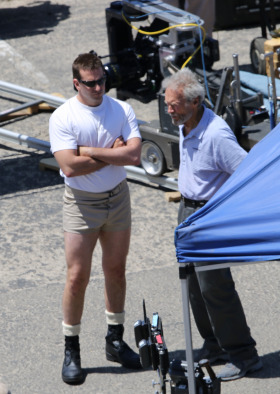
top-left (63, 180), bottom-right (131, 233)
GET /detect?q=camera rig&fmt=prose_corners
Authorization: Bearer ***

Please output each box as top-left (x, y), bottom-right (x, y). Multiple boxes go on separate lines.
top-left (104, 0), bottom-right (219, 103)
top-left (96, 0), bottom-right (270, 177)
top-left (99, 0), bottom-right (220, 176)
top-left (134, 300), bottom-right (221, 394)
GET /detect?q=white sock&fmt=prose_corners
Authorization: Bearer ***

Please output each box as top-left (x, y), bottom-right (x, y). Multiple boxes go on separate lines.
top-left (105, 310), bottom-right (125, 325)
top-left (62, 321), bottom-right (81, 337)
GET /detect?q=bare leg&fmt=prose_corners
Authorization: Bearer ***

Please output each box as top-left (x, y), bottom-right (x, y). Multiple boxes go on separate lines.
top-left (63, 231), bottom-right (99, 325)
top-left (100, 227), bottom-right (141, 369)
top-left (99, 228), bottom-right (131, 313)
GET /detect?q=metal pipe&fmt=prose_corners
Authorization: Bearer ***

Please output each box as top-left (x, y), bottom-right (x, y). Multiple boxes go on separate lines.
top-left (194, 260), bottom-right (267, 272)
top-left (232, 54), bottom-right (241, 101)
top-left (0, 127), bottom-right (179, 190)
top-left (125, 165), bottom-right (179, 190)
top-left (0, 80), bottom-right (66, 108)
top-left (241, 92), bottom-right (264, 106)
top-left (0, 127), bottom-right (51, 151)
top-left (232, 54), bottom-right (243, 123)
top-left (260, 51), bottom-right (278, 126)
top-left (180, 269), bottom-right (196, 394)
top-left (0, 99), bottom-right (43, 119)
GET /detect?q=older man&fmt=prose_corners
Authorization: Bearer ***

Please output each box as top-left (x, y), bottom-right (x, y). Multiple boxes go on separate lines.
top-left (162, 68), bottom-right (262, 381)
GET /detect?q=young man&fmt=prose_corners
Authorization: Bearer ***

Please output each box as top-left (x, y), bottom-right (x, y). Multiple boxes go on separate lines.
top-left (162, 68), bottom-right (263, 381)
top-left (49, 53), bottom-right (142, 384)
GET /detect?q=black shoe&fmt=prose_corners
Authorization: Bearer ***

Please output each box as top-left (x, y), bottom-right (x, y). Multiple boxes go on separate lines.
top-left (194, 344), bottom-right (229, 364)
top-left (105, 324), bottom-right (142, 369)
top-left (62, 335), bottom-right (85, 384)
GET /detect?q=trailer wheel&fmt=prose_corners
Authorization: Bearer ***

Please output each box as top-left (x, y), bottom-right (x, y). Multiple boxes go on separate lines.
top-left (141, 141), bottom-right (166, 176)
top-left (250, 37), bottom-right (267, 75)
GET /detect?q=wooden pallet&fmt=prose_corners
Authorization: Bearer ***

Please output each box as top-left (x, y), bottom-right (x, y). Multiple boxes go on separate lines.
top-left (0, 93), bottom-right (64, 121)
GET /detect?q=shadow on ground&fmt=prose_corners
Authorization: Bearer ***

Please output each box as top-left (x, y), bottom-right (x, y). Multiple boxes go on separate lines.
top-left (168, 349), bottom-right (280, 380)
top-left (0, 1), bottom-right (70, 39)
top-left (0, 146), bottom-right (63, 196)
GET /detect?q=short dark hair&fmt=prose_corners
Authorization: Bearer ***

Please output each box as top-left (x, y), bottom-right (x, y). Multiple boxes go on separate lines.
top-left (72, 53), bottom-right (104, 80)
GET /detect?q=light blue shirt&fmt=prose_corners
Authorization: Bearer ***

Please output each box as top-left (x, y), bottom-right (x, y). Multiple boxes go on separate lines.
top-left (178, 106), bottom-right (247, 201)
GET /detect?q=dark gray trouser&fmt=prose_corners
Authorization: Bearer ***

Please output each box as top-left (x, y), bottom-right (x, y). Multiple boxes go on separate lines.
top-left (178, 200), bottom-right (258, 362)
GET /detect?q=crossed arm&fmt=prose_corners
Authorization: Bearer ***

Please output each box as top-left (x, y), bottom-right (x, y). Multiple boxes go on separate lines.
top-left (54, 136), bottom-right (141, 178)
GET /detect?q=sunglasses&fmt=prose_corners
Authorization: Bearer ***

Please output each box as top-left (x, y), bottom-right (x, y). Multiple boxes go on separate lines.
top-left (78, 76), bottom-right (106, 88)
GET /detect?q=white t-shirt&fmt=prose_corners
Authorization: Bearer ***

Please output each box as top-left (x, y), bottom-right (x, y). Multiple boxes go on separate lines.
top-left (49, 95), bottom-right (141, 192)
top-left (178, 106), bottom-right (247, 201)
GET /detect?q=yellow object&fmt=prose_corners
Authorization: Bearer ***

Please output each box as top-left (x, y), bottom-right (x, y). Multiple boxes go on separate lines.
top-left (264, 38), bottom-right (280, 78)
top-left (121, 12), bottom-right (206, 69)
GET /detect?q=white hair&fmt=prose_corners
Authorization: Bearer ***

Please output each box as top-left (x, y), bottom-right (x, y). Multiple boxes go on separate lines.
top-left (162, 68), bottom-right (205, 104)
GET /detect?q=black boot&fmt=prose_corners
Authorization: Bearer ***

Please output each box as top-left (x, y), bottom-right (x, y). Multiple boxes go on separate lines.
top-left (62, 335), bottom-right (84, 384)
top-left (105, 324), bottom-right (141, 369)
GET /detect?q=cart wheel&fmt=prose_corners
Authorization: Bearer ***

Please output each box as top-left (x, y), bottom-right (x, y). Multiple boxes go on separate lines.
top-left (250, 37), bottom-right (267, 75)
top-left (141, 141), bottom-right (166, 176)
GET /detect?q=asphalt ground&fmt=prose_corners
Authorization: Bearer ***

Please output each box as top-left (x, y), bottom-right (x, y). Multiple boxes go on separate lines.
top-left (0, 1), bottom-right (280, 393)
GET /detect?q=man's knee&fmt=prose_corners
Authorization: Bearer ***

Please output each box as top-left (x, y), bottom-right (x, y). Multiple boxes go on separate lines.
top-left (66, 269), bottom-right (90, 295)
top-left (103, 261), bottom-right (126, 281)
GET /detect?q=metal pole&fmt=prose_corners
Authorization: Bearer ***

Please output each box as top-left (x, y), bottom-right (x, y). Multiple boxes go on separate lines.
top-left (232, 53), bottom-right (243, 124)
top-left (180, 265), bottom-right (196, 394)
top-left (0, 99), bottom-right (43, 119)
top-left (0, 127), bottom-right (51, 152)
top-left (0, 80), bottom-right (66, 108)
top-left (232, 54), bottom-right (241, 101)
top-left (260, 51), bottom-right (278, 127)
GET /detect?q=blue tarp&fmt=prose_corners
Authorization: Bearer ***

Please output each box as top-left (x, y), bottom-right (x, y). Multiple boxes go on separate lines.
top-left (239, 71), bottom-right (280, 115)
top-left (175, 122), bottom-right (280, 264)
